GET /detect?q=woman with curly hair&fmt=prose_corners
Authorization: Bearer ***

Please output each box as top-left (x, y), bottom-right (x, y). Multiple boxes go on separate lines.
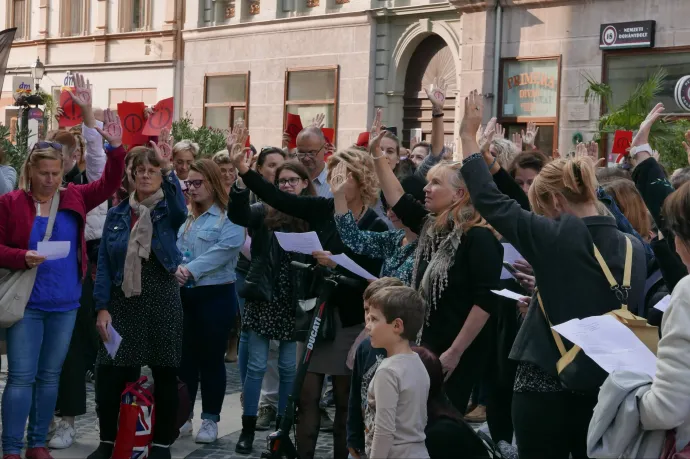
top-left (229, 136), bottom-right (387, 459)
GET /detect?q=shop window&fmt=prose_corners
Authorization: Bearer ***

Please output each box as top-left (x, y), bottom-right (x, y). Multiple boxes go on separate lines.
top-left (499, 57), bottom-right (561, 156)
top-left (60, 0), bottom-right (87, 37)
top-left (203, 73), bottom-right (250, 130)
top-left (284, 67), bottom-right (338, 144)
top-left (120, 0), bottom-right (150, 32)
top-left (10, 0), bottom-right (29, 40)
top-left (605, 50), bottom-right (690, 116)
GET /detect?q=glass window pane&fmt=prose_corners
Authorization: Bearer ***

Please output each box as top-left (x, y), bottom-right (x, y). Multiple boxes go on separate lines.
top-left (606, 52), bottom-right (690, 114)
top-left (206, 75), bottom-right (247, 104)
top-left (205, 107), bottom-right (230, 130)
top-left (286, 104), bottom-right (334, 128)
top-left (14, 0), bottom-right (26, 39)
top-left (506, 124), bottom-right (555, 157)
top-left (231, 107), bottom-right (246, 127)
top-left (502, 59), bottom-right (559, 118)
top-left (287, 70), bottom-right (336, 102)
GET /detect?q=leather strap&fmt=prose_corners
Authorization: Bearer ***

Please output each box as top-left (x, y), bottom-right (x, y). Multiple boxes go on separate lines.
top-left (42, 191), bottom-right (60, 242)
top-left (537, 291), bottom-right (567, 357)
top-left (593, 236), bottom-right (633, 309)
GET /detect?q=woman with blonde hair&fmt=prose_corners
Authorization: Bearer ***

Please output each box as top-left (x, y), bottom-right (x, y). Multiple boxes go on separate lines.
top-left (176, 159), bottom-right (245, 444)
top-left (0, 109), bottom-right (126, 459)
top-left (230, 132), bottom-right (386, 459)
top-left (372, 117), bottom-right (503, 415)
top-left (458, 90), bottom-right (647, 459)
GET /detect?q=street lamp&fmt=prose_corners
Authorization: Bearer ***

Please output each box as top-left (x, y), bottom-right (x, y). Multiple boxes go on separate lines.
top-left (30, 57), bottom-right (45, 92)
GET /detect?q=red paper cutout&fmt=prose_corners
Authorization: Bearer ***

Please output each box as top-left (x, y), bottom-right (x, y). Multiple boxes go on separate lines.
top-left (59, 89), bottom-right (83, 128)
top-left (245, 135), bottom-right (251, 148)
top-left (285, 113), bottom-right (303, 149)
top-left (118, 102), bottom-right (148, 147)
top-left (612, 130), bottom-right (633, 155)
top-left (356, 132), bottom-right (370, 147)
top-left (321, 128), bottom-right (334, 144)
top-left (142, 98), bottom-right (174, 136)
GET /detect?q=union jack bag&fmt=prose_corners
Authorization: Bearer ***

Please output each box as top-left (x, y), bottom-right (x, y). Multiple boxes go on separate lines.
top-left (113, 376), bottom-right (156, 459)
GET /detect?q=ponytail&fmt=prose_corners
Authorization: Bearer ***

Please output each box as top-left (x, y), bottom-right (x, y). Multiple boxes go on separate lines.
top-left (529, 156), bottom-right (598, 216)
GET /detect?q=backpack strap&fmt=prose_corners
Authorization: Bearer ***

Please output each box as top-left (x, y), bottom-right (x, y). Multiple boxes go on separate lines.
top-left (537, 290), bottom-right (567, 357)
top-left (592, 236), bottom-right (633, 310)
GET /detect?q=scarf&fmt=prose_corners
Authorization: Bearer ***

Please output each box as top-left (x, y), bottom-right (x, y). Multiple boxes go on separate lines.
top-left (122, 188), bottom-right (165, 297)
top-left (411, 207), bottom-right (477, 344)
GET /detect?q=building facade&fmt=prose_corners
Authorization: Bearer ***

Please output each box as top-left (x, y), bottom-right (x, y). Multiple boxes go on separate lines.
top-left (2, 0), bottom-right (181, 130)
top-left (182, 0), bottom-right (690, 155)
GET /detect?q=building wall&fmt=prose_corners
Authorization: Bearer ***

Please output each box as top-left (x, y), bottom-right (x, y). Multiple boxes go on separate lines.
top-left (182, 13), bottom-right (374, 148)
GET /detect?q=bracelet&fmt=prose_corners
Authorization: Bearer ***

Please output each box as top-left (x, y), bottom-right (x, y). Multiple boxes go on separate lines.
top-left (462, 153), bottom-right (483, 165)
top-left (488, 155), bottom-right (498, 170)
top-left (432, 112), bottom-right (444, 118)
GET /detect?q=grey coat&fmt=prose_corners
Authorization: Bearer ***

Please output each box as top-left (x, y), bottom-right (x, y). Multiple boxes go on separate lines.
top-left (587, 371), bottom-right (665, 459)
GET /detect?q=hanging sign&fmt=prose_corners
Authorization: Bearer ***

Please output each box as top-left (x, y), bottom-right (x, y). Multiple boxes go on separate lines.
top-left (600, 21), bottom-right (655, 50)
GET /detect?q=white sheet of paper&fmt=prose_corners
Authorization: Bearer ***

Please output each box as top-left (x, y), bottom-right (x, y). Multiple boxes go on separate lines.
top-left (104, 323), bottom-right (122, 359)
top-left (37, 241), bottom-right (71, 260)
top-left (491, 289), bottom-right (525, 301)
top-left (501, 243), bottom-right (523, 279)
top-left (552, 315), bottom-right (657, 378)
top-left (328, 253), bottom-right (378, 281)
top-left (653, 295), bottom-right (672, 313)
top-left (274, 231), bottom-right (323, 255)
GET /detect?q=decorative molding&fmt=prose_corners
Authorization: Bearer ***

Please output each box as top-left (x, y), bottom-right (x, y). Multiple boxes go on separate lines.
top-left (6, 59), bottom-right (176, 74)
top-left (249, 0), bottom-right (260, 15)
top-left (449, 0), bottom-right (589, 11)
top-left (226, 4), bottom-right (236, 18)
top-left (10, 29), bottom-right (176, 48)
top-left (306, 0), bottom-right (320, 6)
top-left (335, 0), bottom-right (350, 3)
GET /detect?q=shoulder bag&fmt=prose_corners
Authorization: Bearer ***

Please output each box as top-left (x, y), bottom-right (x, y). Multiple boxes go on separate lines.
top-left (539, 236), bottom-right (659, 392)
top-left (0, 191), bottom-right (60, 328)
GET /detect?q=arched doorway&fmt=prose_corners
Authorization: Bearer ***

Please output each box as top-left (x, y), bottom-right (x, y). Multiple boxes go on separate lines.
top-left (403, 34), bottom-right (457, 148)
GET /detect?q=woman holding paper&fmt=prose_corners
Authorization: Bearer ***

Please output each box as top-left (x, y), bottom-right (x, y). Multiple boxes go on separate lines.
top-left (229, 133), bottom-right (386, 459)
top-left (228, 154), bottom-right (317, 453)
top-left (0, 109), bottom-right (126, 459)
top-left (456, 90), bottom-right (647, 459)
top-left (89, 140), bottom-right (187, 459)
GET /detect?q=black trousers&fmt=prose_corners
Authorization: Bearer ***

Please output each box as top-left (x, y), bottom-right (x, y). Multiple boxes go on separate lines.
top-left (436, 329), bottom-right (488, 413)
top-left (486, 309), bottom-right (518, 443)
top-left (95, 365), bottom-right (178, 446)
top-left (55, 271), bottom-right (100, 416)
top-left (512, 390), bottom-right (598, 459)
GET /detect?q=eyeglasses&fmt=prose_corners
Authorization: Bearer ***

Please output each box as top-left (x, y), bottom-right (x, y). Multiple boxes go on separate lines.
top-left (185, 179), bottom-right (205, 189)
top-left (134, 168), bottom-right (163, 178)
top-left (277, 177), bottom-right (302, 187)
top-left (296, 145), bottom-right (325, 158)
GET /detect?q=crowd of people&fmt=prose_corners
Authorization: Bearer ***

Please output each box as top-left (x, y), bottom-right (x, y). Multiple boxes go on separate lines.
top-left (2, 69), bottom-right (690, 459)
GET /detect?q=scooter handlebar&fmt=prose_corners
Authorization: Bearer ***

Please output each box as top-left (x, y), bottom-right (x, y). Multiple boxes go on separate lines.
top-left (289, 261), bottom-right (364, 289)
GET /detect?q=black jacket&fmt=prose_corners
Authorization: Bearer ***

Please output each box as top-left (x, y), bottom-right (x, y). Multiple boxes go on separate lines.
top-left (236, 169), bottom-right (387, 327)
top-left (461, 158), bottom-right (647, 380)
top-left (227, 185), bottom-right (314, 310)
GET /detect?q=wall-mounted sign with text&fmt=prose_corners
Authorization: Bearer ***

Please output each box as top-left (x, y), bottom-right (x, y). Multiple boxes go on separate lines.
top-left (501, 59), bottom-right (559, 118)
top-left (600, 21), bottom-right (655, 50)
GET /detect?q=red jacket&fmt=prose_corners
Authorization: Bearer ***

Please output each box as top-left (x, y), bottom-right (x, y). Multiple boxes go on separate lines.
top-left (0, 146), bottom-right (126, 279)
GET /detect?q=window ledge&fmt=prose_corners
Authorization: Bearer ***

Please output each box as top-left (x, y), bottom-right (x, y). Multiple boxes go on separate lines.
top-left (450, 0), bottom-right (590, 12)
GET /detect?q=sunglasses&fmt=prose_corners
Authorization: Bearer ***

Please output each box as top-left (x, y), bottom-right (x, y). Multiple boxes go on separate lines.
top-left (185, 179), bottom-right (205, 189)
top-left (29, 141), bottom-right (64, 159)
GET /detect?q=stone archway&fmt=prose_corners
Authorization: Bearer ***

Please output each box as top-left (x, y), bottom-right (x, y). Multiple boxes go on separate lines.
top-left (385, 19), bottom-right (462, 144)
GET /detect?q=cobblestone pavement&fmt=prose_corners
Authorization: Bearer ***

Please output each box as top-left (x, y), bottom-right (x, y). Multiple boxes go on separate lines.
top-left (0, 362), bottom-right (335, 459)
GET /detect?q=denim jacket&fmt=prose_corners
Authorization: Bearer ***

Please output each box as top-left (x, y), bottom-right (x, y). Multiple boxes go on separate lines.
top-left (177, 203), bottom-right (245, 286)
top-left (94, 171), bottom-right (187, 311)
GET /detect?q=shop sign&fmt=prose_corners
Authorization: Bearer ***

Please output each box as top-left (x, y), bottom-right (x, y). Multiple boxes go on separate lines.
top-left (12, 76), bottom-right (33, 100)
top-left (501, 59), bottom-right (559, 118)
top-left (675, 76), bottom-right (690, 112)
top-left (600, 21), bottom-right (655, 50)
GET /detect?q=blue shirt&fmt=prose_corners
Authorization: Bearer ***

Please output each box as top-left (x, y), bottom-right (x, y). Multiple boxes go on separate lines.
top-left (313, 165), bottom-right (333, 198)
top-left (177, 203), bottom-right (245, 286)
top-left (28, 211), bottom-right (81, 312)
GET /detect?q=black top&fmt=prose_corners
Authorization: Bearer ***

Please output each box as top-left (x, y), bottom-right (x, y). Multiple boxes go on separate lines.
top-left (391, 193), bottom-right (503, 355)
top-left (425, 417), bottom-right (490, 459)
top-left (461, 158), bottom-right (647, 379)
top-left (238, 168), bottom-right (387, 327)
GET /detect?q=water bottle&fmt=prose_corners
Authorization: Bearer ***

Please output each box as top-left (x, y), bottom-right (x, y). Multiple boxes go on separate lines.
top-left (181, 250), bottom-right (195, 288)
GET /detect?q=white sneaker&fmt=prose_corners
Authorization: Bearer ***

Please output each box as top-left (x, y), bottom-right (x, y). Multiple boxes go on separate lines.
top-left (179, 420), bottom-right (193, 438)
top-left (47, 416), bottom-right (58, 440)
top-left (195, 419), bottom-right (218, 444)
top-left (48, 420), bottom-right (76, 449)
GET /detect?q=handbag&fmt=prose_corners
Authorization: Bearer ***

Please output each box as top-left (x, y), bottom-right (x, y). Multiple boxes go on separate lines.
top-left (539, 236), bottom-right (659, 392)
top-left (0, 191), bottom-right (60, 328)
top-left (113, 376), bottom-right (155, 459)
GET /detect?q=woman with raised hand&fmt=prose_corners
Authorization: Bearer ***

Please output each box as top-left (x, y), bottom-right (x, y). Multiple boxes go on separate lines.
top-left (0, 108), bottom-right (126, 459)
top-left (88, 134), bottom-right (187, 459)
top-left (229, 131), bottom-right (386, 459)
top-left (457, 90), bottom-right (647, 459)
top-left (176, 159), bottom-right (245, 444)
top-left (227, 129), bottom-right (316, 453)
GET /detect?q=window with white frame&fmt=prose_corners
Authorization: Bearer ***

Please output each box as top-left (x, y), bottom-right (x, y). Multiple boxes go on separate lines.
top-left (10, 0), bottom-right (30, 40)
top-left (203, 73), bottom-right (250, 130)
top-left (60, 0), bottom-right (87, 37)
top-left (284, 67), bottom-right (339, 143)
top-left (120, 0), bottom-right (151, 32)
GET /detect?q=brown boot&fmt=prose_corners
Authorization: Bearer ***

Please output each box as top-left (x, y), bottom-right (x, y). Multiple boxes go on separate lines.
top-left (464, 404), bottom-right (487, 423)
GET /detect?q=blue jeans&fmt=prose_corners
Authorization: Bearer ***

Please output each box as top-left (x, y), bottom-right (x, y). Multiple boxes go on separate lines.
top-left (239, 330), bottom-right (296, 417)
top-left (2, 308), bottom-right (78, 454)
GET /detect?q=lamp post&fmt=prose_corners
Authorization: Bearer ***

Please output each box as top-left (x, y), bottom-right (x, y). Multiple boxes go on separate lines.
top-left (18, 57), bottom-right (47, 150)
top-left (30, 57), bottom-right (46, 92)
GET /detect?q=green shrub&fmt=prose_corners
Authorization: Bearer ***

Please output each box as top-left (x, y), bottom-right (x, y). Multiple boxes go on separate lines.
top-left (171, 114), bottom-right (228, 158)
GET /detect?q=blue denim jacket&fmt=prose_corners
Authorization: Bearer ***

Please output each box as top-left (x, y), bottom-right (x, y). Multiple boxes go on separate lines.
top-left (177, 203), bottom-right (245, 286)
top-left (94, 172), bottom-right (187, 311)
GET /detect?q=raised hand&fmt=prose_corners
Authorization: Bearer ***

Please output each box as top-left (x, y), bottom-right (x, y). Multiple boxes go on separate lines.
top-left (459, 90), bottom-right (483, 144)
top-left (632, 103), bottom-right (665, 148)
top-left (282, 131), bottom-right (291, 149)
top-left (494, 123), bottom-right (506, 140)
top-left (228, 121), bottom-right (250, 173)
top-left (310, 113), bottom-right (325, 129)
top-left (479, 117), bottom-right (496, 148)
top-left (54, 106), bottom-right (65, 123)
top-left (511, 132), bottom-right (523, 151)
top-left (329, 162), bottom-right (352, 196)
top-left (424, 79), bottom-right (447, 114)
top-left (522, 122), bottom-right (539, 147)
top-left (368, 108), bottom-right (386, 158)
top-left (69, 72), bottom-right (92, 108)
top-left (95, 109), bottom-right (123, 148)
top-left (159, 128), bottom-right (173, 160)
